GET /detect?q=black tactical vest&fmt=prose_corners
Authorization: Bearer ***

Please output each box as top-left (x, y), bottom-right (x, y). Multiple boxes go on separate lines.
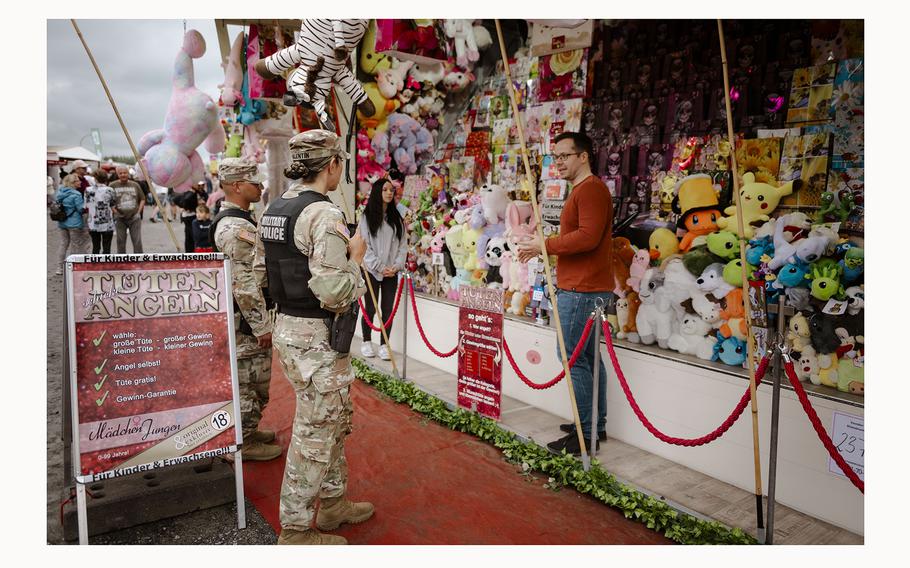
top-left (259, 190), bottom-right (333, 318)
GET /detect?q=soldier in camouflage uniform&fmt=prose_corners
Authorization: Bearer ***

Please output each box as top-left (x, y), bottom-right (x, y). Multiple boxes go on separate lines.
top-left (253, 130), bottom-right (371, 546)
top-left (212, 158), bottom-right (281, 461)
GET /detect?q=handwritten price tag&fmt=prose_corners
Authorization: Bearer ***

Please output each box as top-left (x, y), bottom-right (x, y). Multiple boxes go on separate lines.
top-left (532, 288), bottom-right (544, 302)
top-left (828, 411), bottom-right (864, 481)
top-left (432, 252), bottom-right (444, 266)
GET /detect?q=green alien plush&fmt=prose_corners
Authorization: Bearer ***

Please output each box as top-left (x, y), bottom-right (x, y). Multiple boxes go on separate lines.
top-left (722, 258), bottom-right (756, 287)
top-left (706, 230), bottom-right (739, 260)
top-left (808, 258), bottom-right (846, 301)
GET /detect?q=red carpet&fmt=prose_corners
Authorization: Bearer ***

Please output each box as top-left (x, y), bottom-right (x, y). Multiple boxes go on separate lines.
top-left (243, 354), bottom-right (671, 545)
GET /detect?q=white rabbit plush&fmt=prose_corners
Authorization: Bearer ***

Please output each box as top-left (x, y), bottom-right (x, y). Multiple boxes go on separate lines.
top-left (634, 268), bottom-right (677, 349)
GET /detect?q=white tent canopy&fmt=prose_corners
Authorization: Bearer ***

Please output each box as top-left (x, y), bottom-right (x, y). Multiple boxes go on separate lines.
top-left (48, 146), bottom-right (102, 162)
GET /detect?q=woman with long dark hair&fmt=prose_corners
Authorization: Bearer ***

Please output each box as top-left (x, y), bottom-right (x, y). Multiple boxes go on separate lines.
top-left (358, 178), bottom-right (407, 360)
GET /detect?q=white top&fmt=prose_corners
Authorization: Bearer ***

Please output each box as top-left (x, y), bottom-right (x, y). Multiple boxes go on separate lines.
top-left (359, 214), bottom-right (408, 282)
top-left (85, 184), bottom-right (116, 232)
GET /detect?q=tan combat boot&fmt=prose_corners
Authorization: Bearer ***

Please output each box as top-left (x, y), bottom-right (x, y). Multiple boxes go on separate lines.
top-left (316, 496), bottom-right (375, 531)
top-left (247, 429), bottom-right (276, 444)
top-left (242, 440), bottom-right (282, 461)
top-left (277, 528), bottom-right (347, 545)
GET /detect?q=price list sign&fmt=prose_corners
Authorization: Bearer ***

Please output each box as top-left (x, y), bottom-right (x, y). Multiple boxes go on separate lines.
top-left (829, 411), bottom-right (864, 481)
top-left (456, 286), bottom-right (504, 420)
top-left (65, 254), bottom-right (241, 483)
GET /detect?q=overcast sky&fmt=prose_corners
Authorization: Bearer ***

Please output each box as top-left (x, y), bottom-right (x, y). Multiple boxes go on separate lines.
top-left (47, 19), bottom-right (229, 159)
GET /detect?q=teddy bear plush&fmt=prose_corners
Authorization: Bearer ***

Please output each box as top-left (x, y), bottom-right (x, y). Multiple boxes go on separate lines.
top-left (139, 30), bottom-right (227, 191)
top-left (612, 238), bottom-right (636, 297)
top-left (254, 20), bottom-right (374, 130)
top-left (668, 312), bottom-right (718, 360)
top-left (634, 268), bottom-right (677, 348)
top-left (716, 173), bottom-right (802, 239)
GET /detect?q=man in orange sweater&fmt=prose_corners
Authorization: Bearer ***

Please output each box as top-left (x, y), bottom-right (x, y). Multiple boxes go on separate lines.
top-left (517, 132), bottom-right (613, 455)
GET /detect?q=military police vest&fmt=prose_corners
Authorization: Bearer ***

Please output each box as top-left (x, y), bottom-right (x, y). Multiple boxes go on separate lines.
top-left (259, 190), bottom-right (332, 318)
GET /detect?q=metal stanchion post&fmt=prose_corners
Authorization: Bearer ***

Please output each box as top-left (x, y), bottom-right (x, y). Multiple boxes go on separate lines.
top-left (402, 274), bottom-right (409, 381)
top-left (589, 298), bottom-right (605, 466)
top-left (766, 294), bottom-right (789, 544)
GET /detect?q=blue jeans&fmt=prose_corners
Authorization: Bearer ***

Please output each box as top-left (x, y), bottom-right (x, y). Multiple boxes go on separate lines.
top-left (555, 289), bottom-right (613, 437)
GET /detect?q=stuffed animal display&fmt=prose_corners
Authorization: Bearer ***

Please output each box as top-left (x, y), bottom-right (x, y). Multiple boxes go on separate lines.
top-left (360, 20), bottom-right (863, 392)
top-left (139, 30), bottom-right (226, 192)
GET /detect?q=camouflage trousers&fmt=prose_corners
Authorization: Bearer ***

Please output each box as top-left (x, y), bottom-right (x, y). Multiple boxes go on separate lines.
top-left (236, 335), bottom-right (272, 438)
top-left (273, 313), bottom-right (354, 531)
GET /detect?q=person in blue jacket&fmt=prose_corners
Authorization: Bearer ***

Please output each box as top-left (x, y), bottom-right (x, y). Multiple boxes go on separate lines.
top-left (54, 173), bottom-right (90, 275)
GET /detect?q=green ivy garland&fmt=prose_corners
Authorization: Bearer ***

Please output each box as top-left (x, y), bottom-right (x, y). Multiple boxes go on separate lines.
top-left (353, 358), bottom-right (756, 545)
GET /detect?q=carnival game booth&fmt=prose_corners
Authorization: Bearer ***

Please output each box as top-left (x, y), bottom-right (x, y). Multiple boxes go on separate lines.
top-left (349, 19), bottom-right (864, 537)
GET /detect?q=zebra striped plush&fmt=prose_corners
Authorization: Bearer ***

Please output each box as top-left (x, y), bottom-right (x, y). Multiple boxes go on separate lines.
top-left (254, 19), bottom-right (375, 129)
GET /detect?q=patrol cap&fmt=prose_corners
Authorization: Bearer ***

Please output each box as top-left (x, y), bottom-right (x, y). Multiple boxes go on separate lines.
top-left (219, 158), bottom-right (263, 184)
top-left (288, 129), bottom-right (351, 164)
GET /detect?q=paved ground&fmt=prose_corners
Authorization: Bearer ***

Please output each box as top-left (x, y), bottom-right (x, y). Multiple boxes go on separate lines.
top-left (46, 214), bottom-right (275, 544)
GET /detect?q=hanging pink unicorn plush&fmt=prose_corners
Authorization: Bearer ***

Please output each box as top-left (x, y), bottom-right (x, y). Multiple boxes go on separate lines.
top-left (219, 31), bottom-right (245, 106)
top-left (138, 30), bottom-right (226, 192)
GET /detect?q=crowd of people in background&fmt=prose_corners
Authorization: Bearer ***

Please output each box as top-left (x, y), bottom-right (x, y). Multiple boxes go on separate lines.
top-left (48, 160), bottom-right (225, 274)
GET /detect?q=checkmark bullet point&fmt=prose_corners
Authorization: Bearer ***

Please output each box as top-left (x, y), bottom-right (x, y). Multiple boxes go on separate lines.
top-left (96, 391), bottom-right (110, 406)
top-left (92, 330), bottom-right (107, 347)
top-left (94, 359), bottom-right (108, 375)
top-left (93, 374), bottom-right (108, 391)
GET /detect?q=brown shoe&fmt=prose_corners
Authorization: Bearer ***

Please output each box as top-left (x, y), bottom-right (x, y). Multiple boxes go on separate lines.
top-left (316, 497), bottom-right (375, 531)
top-left (277, 528), bottom-right (347, 545)
top-left (242, 440), bottom-right (282, 461)
top-left (247, 429), bottom-right (276, 444)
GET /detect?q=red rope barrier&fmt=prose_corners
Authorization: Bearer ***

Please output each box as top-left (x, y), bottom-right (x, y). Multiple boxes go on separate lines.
top-left (603, 321), bottom-right (768, 447)
top-left (782, 359), bottom-right (864, 493)
top-left (408, 278), bottom-right (458, 358)
top-left (357, 276), bottom-right (404, 332)
top-left (502, 317), bottom-right (595, 390)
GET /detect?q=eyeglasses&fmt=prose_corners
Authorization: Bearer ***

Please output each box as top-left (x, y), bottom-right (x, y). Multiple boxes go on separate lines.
top-left (551, 152), bottom-right (581, 162)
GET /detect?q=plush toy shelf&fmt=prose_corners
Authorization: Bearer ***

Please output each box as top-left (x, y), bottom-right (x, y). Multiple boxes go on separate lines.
top-left (412, 290), bottom-right (864, 409)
